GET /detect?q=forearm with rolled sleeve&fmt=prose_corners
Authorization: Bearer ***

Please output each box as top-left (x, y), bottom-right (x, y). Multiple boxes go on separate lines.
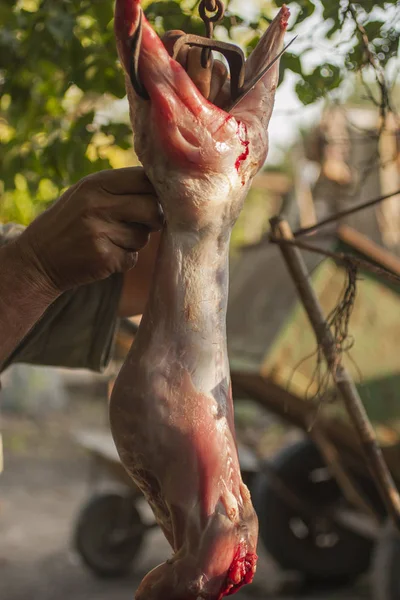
top-left (0, 223), bottom-right (123, 373)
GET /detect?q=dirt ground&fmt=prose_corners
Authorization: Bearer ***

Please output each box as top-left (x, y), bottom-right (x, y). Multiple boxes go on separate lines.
top-left (0, 393), bottom-right (371, 600)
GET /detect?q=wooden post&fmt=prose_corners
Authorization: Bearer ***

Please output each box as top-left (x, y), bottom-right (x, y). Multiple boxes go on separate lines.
top-left (270, 215), bottom-right (400, 529)
top-left (378, 112), bottom-right (400, 251)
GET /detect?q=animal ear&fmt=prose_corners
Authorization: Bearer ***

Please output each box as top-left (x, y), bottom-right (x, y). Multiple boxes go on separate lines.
top-left (114, 0), bottom-right (142, 72)
top-left (114, 0), bottom-right (177, 88)
top-left (114, 0), bottom-right (211, 117)
top-left (230, 6), bottom-right (290, 128)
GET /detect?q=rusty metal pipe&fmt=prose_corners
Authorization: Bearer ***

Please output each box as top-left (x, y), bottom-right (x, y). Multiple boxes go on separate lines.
top-left (205, 0), bottom-right (217, 11)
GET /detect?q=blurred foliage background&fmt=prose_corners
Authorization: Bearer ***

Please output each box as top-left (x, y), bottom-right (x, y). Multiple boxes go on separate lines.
top-left (0, 0), bottom-right (399, 226)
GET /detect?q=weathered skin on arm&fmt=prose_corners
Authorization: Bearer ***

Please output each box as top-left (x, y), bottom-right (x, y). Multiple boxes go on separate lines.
top-left (0, 243), bottom-right (60, 369)
top-left (110, 2), bottom-right (289, 598)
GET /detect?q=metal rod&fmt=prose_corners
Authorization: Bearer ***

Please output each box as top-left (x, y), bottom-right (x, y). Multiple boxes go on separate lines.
top-left (293, 188), bottom-right (400, 237)
top-left (199, 0), bottom-right (225, 67)
top-left (269, 236), bottom-right (400, 286)
top-left (228, 37), bottom-right (297, 112)
top-left (270, 215), bottom-right (400, 530)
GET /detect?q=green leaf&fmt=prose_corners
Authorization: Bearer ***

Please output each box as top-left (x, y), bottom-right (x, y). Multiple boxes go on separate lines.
top-left (294, 0), bottom-right (316, 25)
top-left (279, 51), bottom-right (302, 86)
top-left (281, 52), bottom-right (302, 75)
top-left (364, 20), bottom-right (385, 40)
top-left (345, 40), bottom-right (367, 71)
top-left (101, 123), bottom-right (133, 150)
top-left (296, 63), bottom-right (342, 105)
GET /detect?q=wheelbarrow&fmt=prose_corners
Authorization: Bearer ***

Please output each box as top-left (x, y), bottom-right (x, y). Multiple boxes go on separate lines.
top-left (231, 371), bottom-right (400, 598)
top-left (72, 428), bottom-right (154, 578)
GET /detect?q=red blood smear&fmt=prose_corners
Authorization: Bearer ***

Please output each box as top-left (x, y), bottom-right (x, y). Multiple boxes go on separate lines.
top-left (218, 546), bottom-right (258, 598)
top-left (234, 144), bottom-right (249, 172)
top-left (235, 121), bottom-right (250, 173)
top-left (280, 4), bottom-right (290, 28)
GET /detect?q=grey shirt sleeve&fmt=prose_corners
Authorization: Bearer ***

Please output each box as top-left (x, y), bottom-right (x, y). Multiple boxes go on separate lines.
top-left (0, 223), bottom-right (123, 372)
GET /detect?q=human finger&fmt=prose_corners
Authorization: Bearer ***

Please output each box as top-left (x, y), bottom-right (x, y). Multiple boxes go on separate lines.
top-left (213, 77), bottom-right (231, 109)
top-left (85, 167), bottom-right (156, 196)
top-left (105, 222), bottom-right (151, 252)
top-left (187, 46), bottom-right (213, 99)
top-left (209, 60), bottom-right (228, 103)
top-left (98, 194), bottom-right (164, 231)
top-left (162, 30), bottom-right (189, 68)
top-left (111, 247), bottom-right (139, 272)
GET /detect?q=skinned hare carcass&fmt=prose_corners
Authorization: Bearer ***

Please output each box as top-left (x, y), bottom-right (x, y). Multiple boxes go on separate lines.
top-left (110, 2), bottom-right (290, 598)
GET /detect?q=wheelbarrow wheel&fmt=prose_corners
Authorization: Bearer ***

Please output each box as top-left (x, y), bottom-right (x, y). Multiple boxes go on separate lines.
top-left (372, 520), bottom-right (400, 600)
top-left (253, 439), bottom-right (382, 585)
top-left (74, 492), bottom-right (145, 578)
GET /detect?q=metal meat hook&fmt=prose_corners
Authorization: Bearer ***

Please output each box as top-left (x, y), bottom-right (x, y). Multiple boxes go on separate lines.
top-left (227, 36), bottom-right (298, 112)
top-left (198, 0), bottom-right (226, 67)
top-left (129, 6), bottom-right (296, 109)
top-left (128, 3), bottom-right (240, 101)
top-left (128, 5), bottom-right (245, 104)
top-left (171, 34), bottom-right (246, 103)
